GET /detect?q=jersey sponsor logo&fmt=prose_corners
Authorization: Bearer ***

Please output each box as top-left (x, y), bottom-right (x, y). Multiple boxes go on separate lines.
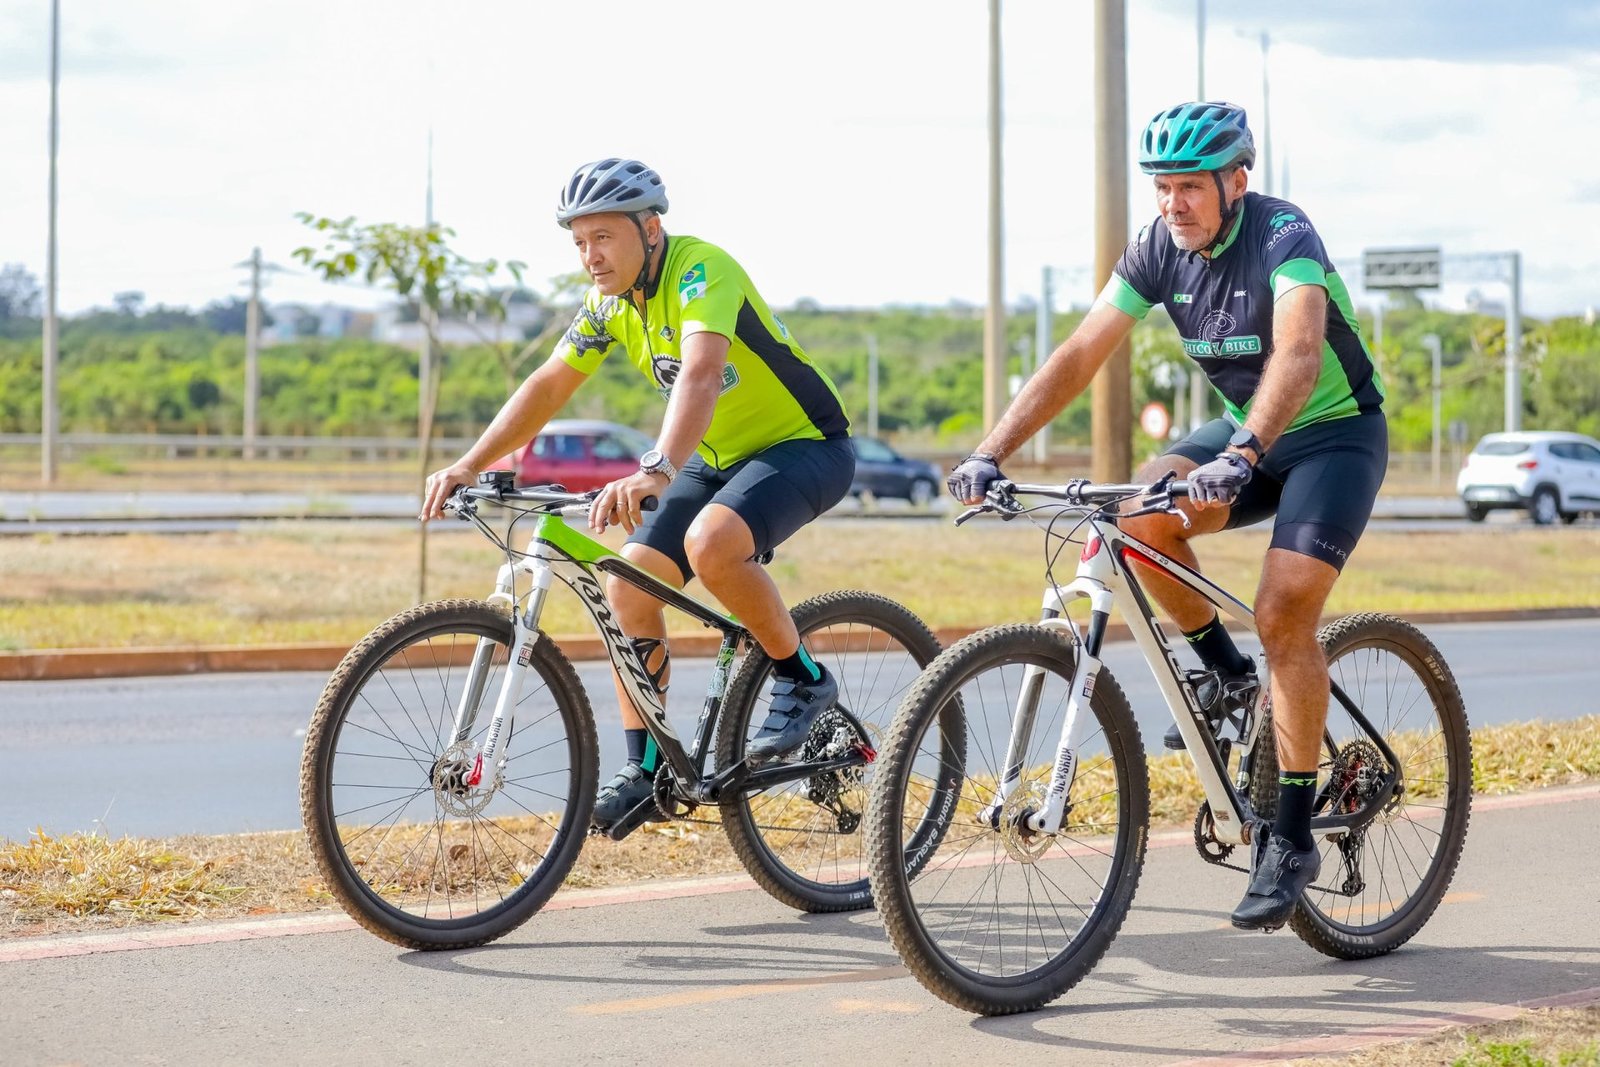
top-left (1270, 211), bottom-right (1298, 229)
top-left (678, 262), bottom-right (708, 306)
top-left (562, 303), bottom-right (619, 358)
top-left (1173, 293), bottom-right (1194, 304)
top-left (1182, 307), bottom-right (1262, 358)
top-left (651, 357), bottom-right (740, 398)
top-left (659, 324), bottom-right (675, 342)
top-left (1265, 219), bottom-right (1313, 253)
top-left (773, 314), bottom-right (791, 341)
top-left (1234, 289), bottom-right (1247, 298)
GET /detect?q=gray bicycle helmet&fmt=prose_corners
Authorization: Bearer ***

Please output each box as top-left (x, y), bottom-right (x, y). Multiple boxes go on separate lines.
top-left (556, 158), bottom-right (669, 228)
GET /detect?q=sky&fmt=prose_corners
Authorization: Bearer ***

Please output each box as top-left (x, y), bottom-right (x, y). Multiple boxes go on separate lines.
top-left (2, 0), bottom-right (1599, 321)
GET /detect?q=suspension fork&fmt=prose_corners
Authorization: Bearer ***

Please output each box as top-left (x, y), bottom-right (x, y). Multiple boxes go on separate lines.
top-left (980, 580), bottom-right (1115, 834)
top-left (450, 555), bottom-right (554, 785)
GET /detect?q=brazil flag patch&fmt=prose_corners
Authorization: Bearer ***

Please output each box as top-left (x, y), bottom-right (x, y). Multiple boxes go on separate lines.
top-left (678, 263), bottom-right (707, 306)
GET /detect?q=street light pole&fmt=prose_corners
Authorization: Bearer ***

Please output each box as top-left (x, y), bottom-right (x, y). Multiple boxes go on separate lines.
top-left (1189, 0), bottom-right (1208, 431)
top-left (41, 0), bottom-right (60, 486)
top-left (983, 0), bottom-right (1007, 433)
top-left (1506, 251), bottom-right (1522, 432)
top-left (1033, 265), bottom-right (1052, 463)
top-left (1422, 333), bottom-right (1442, 487)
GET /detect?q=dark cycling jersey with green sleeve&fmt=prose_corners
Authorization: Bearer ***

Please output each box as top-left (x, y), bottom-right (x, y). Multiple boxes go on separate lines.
top-left (550, 234), bottom-right (850, 469)
top-left (1099, 191), bottom-right (1384, 432)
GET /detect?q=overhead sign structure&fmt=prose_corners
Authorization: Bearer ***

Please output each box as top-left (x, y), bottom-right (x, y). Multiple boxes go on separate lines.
top-left (1363, 247), bottom-right (1442, 289)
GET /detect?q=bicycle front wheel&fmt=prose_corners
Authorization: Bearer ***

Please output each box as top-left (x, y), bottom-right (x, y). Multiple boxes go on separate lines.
top-left (866, 624), bottom-right (1148, 1015)
top-left (1248, 612), bottom-right (1472, 959)
top-left (715, 591), bottom-right (950, 913)
top-left (300, 599), bottom-right (598, 950)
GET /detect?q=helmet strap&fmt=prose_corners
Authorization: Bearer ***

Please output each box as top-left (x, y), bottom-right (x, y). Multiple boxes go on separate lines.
top-left (1199, 168), bottom-right (1242, 258)
top-left (629, 213), bottom-right (659, 294)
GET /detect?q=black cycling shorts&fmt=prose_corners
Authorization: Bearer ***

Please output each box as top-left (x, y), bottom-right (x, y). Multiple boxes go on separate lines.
top-left (628, 436), bottom-right (856, 583)
top-left (1163, 412), bottom-right (1388, 571)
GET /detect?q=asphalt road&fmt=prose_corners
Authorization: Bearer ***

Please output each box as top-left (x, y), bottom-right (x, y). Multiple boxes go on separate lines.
top-left (2, 618), bottom-right (1595, 841)
top-left (2, 786), bottom-right (1595, 1066)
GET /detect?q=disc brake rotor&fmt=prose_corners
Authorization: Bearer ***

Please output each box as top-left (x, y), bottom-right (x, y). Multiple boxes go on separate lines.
top-left (999, 782), bottom-right (1053, 864)
top-left (432, 740), bottom-right (499, 817)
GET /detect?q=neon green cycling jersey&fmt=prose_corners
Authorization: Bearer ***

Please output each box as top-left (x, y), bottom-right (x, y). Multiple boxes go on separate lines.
top-left (551, 235), bottom-right (850, 469)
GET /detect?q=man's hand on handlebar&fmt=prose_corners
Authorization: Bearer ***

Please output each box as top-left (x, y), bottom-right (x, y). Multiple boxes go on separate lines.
top-left (420, 461), bottom-right (481, 522)
top-left (588, 470), bottom-right (667, 534)
top-left (948, 452), bottom-right (1004, 505)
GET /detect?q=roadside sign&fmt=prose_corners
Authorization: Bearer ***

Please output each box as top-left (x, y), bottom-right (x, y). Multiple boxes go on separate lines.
top-left (1363, 247), bottom-right (1442, 289)
top-left (1140, 402), bottom-right (1171, 439)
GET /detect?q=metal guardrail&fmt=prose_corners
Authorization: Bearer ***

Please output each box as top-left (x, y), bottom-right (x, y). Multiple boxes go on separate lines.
top-left (0, 432), bottom-right (480, 461)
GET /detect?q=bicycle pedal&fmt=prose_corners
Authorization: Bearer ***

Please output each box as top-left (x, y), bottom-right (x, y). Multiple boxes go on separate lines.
top-left (600, 796), bottom-right (669, 842)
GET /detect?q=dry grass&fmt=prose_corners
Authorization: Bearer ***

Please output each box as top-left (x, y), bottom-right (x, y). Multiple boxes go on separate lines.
top-left (1292, 1005), bottom-right (1600, 1066)
top-left (4, 716), bottom-right (1597, 939)
top-left (3, 520), bottom-right (1599, 651)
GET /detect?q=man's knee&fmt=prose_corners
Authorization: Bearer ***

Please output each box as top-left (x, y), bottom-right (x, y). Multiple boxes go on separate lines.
top-left (685, 506), bottom-right (755, 578)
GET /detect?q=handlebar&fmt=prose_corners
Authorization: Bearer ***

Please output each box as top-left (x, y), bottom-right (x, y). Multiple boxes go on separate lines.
top-left (446, 480), bottom-right (658, 519)
top-left (954, 472), bottom-right (1192, 527)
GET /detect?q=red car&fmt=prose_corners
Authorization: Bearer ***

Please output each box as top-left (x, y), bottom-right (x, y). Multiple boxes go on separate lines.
top-left (492, 419), bottom-right (656, 492)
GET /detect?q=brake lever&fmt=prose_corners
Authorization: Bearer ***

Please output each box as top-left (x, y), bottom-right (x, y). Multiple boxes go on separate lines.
top-left (954, 505), bottom-right (988, 526)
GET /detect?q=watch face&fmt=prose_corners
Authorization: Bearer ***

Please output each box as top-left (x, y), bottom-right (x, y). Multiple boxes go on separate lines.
top-left (640, 449), bottom-right (665, 470)
top-left (1229, 429), bottom-right (1254, 448)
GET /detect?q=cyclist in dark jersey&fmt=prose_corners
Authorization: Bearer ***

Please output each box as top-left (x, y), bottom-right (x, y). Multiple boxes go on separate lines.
top-left (949, 101), bottom-right (1386, 932)
top-left (421, 159), bottom-right (853, 840)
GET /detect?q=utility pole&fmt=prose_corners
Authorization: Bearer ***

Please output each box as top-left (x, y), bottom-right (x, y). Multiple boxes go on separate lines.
top-left (1033, 266), bottom-right (1052, 463)
top-left (244, 248), bottom-right (261, 459)
top-left (1422, 333), bottom-right (1442, 487)
top-left (1506, 251), bottom-right (1522, 432)
top-left (41, 0), bottom-right (60, 486)
top-left (1092, 0), bottom-right (1131, 482)
top-left (1189, 0), bottom-right (1208, 431)
top-left (982, 0), bottom-right (1007, 433)
top-left (866, 333), bottom-right (880, 439)
top-left (417, 124), bottom-right (438, 604)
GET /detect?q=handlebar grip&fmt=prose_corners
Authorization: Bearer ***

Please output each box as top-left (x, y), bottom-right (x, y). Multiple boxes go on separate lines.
top-left (641, 496), bottom-right (659, 512)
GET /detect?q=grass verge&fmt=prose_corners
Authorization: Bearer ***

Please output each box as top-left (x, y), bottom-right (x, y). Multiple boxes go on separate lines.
top-left (1293, 1006), bottom-right (1600, 1066)
top-left (4, 715), bottom-right (1596, 939)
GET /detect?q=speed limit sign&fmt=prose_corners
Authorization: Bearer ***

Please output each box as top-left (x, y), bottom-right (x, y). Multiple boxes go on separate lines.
top-left (1140, 402), bottom-right (1171, 439)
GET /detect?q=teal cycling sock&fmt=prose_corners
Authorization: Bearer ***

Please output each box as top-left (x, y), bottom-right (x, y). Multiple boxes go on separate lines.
top-left (624, 728), bottom-right (659, 778)
top-left (772, 645), bottom-right (822, 685)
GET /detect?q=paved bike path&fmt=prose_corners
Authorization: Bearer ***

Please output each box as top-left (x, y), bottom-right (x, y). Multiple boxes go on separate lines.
top-left (3, 786), bottom-right (1596, 1066)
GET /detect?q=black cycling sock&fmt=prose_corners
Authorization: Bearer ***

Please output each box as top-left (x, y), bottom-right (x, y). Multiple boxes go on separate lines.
top-left (624, 728), bottom-right (658, 777)
top-left (772, 645), bottom-right (822, 685)
top-left (1183, 616), bottom-right (1252, 676)
top-left (1273, 771), bottom-right (1318, 851)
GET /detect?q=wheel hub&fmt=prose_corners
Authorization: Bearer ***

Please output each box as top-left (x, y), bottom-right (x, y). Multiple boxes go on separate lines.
top-left (999, 783), bottom-right (1053, 864)
top-left (432, 741), bottom-right (499, 817)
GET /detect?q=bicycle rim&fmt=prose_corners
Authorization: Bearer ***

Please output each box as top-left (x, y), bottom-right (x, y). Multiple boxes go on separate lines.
top-left (301, 600), bottom-right (596, 947)
top-left (1290, 613), bottom-right (1472, 955)
top-left (870, 625), bottom-right (1148, 1014)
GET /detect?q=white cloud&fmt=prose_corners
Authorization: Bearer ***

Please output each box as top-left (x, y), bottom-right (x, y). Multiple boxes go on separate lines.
top-left (0, 0), bottom-right (1594, 319)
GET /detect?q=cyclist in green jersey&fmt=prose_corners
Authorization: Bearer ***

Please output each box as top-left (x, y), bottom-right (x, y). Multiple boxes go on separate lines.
top-left (949, 103), bottom-right (1387, 932)
top-left (421, 159), bottom-right (854, 839)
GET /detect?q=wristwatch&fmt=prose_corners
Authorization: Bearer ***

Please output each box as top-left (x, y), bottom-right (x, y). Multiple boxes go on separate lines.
top-left (1227, 427), bottom-right (1264, 464)
top-left (639, 448), bottom-right (677, 484)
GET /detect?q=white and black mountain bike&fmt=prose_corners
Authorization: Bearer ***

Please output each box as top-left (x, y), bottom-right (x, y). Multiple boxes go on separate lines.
top-left (864, 475), bottom-right (1472, 1015)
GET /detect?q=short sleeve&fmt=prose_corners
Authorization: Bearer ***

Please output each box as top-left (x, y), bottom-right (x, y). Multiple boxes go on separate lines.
top-left (675, 249), bottom-right (742, 339)
top-left (551, 290), bottom-right (625, 375)
top-left (1261, 207), bottom-right (1333, 299)
top-left (1098, 222), bottom-right (1161, 320)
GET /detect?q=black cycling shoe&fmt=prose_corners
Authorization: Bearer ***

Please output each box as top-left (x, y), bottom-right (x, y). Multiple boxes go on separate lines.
top-left (745, 666), bottom-right (839, 763)
top-left (1231, 824), bottom-right (1320, 931)
top-left (591, 763), bottom-right (665, 841)
top-left (1165, 658), bottom-right (1258, 751)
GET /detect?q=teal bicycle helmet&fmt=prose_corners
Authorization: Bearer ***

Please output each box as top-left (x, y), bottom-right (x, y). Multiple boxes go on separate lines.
top-left (1138, 101), bottom-right (1256, 174)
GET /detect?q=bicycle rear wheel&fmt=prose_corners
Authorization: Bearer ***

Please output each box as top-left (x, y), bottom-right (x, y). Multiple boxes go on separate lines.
top-left (300, 599), bottom-right (597, 950)
top-left (1247, 612), bottom-right (1471, 959)
top-left (714, 591), bottom-right (952, 913)
top-left (866, 624), bottom-right (1148, 1015)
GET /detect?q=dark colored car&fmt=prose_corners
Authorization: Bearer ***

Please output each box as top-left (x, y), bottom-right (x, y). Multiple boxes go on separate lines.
top-left (493, 419), bottom-right (655, 492)
top-left (849, 436), bottom-right (943, 507)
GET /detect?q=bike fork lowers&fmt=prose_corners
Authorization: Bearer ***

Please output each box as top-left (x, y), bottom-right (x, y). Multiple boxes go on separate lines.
top-left (448, 555), bottom-right (553, 788)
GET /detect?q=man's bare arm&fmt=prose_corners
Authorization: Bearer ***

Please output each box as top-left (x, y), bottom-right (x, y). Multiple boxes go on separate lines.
top-left (976, 301), bottom-right (1137, 462)
top-left (1238, 284), bottom-right (1327, 457)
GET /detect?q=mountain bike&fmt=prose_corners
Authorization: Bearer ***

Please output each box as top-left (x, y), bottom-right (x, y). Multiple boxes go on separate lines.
top-left (864, 475), bottom-right (1472, 1015)
top-left (299, 475), bottom-right (952, 950)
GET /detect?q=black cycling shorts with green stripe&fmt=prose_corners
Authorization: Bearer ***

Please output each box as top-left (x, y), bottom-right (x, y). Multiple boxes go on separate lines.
top-left (1165, 412), bottom-right (1388, 571)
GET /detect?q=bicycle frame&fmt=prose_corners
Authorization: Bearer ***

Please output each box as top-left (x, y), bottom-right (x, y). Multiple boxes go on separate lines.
top-left (447, 493), bottom-right (867, 804)
top-left (987, 488), bottom-right (1401, 848)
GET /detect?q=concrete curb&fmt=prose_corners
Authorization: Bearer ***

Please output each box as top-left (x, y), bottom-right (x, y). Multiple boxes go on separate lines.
top-left (2, 607), bottom-right (1594, 682)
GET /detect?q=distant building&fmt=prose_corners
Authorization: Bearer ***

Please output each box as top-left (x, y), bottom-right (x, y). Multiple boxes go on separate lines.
top-left (373, 301), bottom-right (548, 346)
top-left (262, 302), bottom-right (363, 343)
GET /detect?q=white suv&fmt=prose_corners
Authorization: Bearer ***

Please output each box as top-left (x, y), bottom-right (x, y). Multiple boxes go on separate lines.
top-left (1456, 431), bottom-right (1600, 524)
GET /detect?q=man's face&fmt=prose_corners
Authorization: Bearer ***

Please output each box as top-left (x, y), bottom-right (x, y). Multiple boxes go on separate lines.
top-left (570, 213), bottom-right (654, 296)
top-left (1154, 168), bottom-right (1245, 252)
